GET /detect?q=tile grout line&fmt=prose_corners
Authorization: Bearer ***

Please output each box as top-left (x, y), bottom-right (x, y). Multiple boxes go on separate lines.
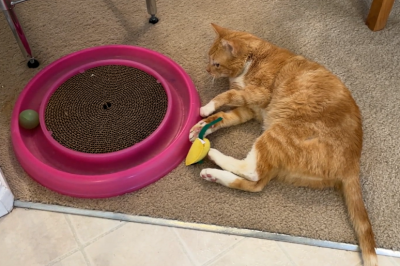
top-left (45, 247), bottom-right (81, 266)
top-left (64, 214), bottom-right (92, 266)
top-left (201, 237), bottom-right (247, 266)
top-left (171, 228), bottom-right (198, 266)
top-left (45, 214), bottom-right (126, 266)
top-left (276, 242), bottom-right (300, 266)
top-left (44, 213), bottom-right (85, 266)
top-left (79, 220), bottom-right (127, 249)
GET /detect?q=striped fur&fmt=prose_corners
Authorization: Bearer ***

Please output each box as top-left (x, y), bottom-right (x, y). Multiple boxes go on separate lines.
top-left (191, 24), bottom-right (378, 266)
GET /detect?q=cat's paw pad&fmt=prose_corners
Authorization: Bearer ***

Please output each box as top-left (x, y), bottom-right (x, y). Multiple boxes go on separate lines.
top-left (200, 102), bottom-right (216, 117)
top-left (189, 120), bottom-right (216, 142)
top-left (189, 120), bottom-right (207, 142)
top-left (200, 169), bottom-right (218, 183)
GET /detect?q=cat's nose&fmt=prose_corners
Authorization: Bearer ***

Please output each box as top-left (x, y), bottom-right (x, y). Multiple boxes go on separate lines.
top-left (206, 67), bottom-right (211, 73)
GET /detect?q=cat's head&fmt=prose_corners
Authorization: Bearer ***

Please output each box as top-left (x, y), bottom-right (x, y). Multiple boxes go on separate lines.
top-left (206, 24), bottom-right (251, 78)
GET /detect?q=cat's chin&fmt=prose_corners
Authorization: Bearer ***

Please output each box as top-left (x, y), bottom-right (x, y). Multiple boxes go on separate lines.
top-left (212, 73), bottom-right (228, 78)
top-left (208, 72), bottom-right (229, 79)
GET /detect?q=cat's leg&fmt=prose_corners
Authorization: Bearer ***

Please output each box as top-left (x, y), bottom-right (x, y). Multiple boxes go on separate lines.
top-left (201, 146), bottom-right (275, 192)
top-left (204, 148), bottom-right (337, 191)
top-left (200, 85), bottom-right (271, 117)
top-left (200, 167), bottom-right (273, 192)
top-left (207, 148), bottom-right (259, 181)
top-left (200, 168), bottom-right (245, 187)
top-left (189, 106), bottom-right (254, 142)
top-left (201, 132), bottom-right (277, 192)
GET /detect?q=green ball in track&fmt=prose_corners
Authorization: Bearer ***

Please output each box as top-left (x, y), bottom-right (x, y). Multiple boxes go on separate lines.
top-left (19, 109), bottom-right (40, 129)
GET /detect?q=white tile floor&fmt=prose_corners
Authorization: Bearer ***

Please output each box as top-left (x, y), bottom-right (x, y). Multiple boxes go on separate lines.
top-left (0, 208), bottom-right (399, 266)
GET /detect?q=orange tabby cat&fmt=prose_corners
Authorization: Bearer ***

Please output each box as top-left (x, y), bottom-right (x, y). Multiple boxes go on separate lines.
top-left (189, 23), bottom-right (378, 266)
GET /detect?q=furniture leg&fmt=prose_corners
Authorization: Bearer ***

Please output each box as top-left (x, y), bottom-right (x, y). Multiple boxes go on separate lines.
top-left (366, 0), bottom-right (395, 31)
top-left (146, 0), bottom-right (159, 24)
top-left (1, 0), bottom-right (39, 68)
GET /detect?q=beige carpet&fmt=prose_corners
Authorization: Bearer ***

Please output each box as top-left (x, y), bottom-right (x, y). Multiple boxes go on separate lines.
top-left (1, 0), bottom-right (399, 250)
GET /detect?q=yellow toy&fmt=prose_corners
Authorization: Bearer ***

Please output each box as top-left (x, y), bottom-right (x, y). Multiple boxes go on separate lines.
top-left (185, 117), bottom-right (222, 165)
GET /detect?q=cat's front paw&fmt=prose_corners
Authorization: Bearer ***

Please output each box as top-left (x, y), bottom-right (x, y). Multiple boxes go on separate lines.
top-left (189, 120), bottom-right (207, 142)
top-left (189, 120), bottom-right (215, 142)
top-left (200, 101), bottom-right (216, 117)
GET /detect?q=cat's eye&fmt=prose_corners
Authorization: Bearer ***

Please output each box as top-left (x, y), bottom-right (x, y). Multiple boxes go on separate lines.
top-left (213, 63), bottom-right (220, 67)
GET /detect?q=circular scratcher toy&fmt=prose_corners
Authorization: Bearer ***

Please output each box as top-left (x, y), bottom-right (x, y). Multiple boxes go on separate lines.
top-left (11, 45), bottom-right (201, 198)
top-left (44, 65), bottom-right (168, 154)
top-left (186, 117), bottom-right (222, 165)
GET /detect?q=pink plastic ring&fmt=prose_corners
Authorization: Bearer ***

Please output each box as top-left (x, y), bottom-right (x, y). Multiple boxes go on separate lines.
top-left (11, 45), bottom-right (201, 198)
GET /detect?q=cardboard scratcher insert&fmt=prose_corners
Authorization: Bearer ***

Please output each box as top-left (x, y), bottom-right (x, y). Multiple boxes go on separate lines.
top-left (44, 65), bottom-right (168, 154)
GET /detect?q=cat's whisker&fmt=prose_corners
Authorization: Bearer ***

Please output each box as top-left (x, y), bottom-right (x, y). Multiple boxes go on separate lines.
top-left (205, 76), bottom-right (215, 90)
top-left (209, 76), bottom-right (215, 89)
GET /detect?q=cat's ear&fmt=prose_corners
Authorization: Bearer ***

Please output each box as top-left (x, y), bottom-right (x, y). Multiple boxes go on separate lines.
top-left (211, 23), bottom-right (239, 56)
top-left (221, 39), bottom-right (238, 56)
top-left (211, 23), bottom-right (229, 37)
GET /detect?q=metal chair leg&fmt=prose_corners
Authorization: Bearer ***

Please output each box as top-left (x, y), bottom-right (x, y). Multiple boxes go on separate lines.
top-left (146, 0), bottom-right (159, 24)
top-left (1, 0), bottom-right (39, 68)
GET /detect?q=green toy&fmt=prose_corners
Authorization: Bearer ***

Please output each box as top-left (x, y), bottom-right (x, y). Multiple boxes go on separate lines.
top-left (19, 109), bottom-right (40, 129)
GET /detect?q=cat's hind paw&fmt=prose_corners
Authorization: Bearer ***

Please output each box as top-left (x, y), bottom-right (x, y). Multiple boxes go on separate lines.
top-left (200, 168), bottom-right (238, 187)
top-left (200, 169), bottom-right (218, 183)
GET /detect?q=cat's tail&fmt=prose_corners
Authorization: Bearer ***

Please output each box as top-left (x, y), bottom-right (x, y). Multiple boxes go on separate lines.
top-left (342, 176), bottom-right (378, 266)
